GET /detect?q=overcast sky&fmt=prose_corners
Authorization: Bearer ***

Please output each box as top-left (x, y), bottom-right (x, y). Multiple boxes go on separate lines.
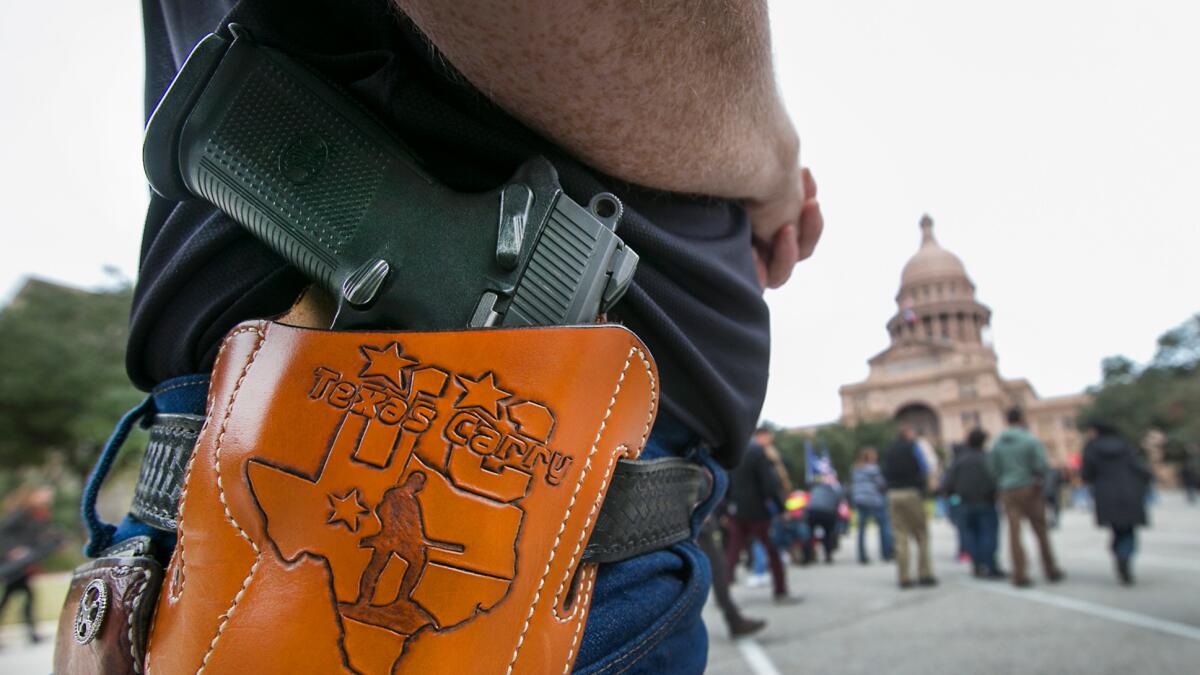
top-left (2, 2), bottom-right (1197, 427)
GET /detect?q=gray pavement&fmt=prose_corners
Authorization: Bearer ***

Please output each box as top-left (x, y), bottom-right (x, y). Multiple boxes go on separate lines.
top-left (0, 620), bottom-right (55, 673)
top-left (2, 494), bottom-right (1195, 673)
top-left (706, 492), bottom-right (1200, 675)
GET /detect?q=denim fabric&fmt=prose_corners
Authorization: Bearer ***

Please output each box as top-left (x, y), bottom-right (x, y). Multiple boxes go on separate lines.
top-left (750, 540), bottom-right (767, 575)
top-left (960, 504), bottom-right (1000, 572)
top-left (856, 505), bottom-right (894, 562)
top-left (948, 501), bottom-right (967, 555)
top-left (150, 373), bottom-right (210, 413)
top-left (574, 414), bottom-right (725, 675)
top-left (1111, 526), bottom-right (1137, 562)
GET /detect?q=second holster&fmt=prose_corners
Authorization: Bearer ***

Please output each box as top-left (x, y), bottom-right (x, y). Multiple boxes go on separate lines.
top-left (144, 319), bottom-right (658, 674)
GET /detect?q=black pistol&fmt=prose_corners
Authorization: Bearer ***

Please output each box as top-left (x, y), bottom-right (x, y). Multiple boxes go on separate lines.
top-left (143, 28), bottom-right (638, 330)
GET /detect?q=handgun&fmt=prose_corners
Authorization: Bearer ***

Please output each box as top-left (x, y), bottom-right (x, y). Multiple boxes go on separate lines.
top-left (142, 27), bottom-right (638, 330)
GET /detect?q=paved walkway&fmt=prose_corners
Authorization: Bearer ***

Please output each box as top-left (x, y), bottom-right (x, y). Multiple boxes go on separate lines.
top-left (4, 493), bottom-right (1195, 673)
top-left (706, 492), bottom-right (1200, 674)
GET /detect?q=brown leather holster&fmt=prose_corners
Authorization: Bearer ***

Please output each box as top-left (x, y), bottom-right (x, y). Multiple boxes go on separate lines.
top-left (118, 319), bottom-right (657, 674)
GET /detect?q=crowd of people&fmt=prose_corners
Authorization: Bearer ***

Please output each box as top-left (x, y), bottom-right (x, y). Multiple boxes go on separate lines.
top-left (705, 407), bottom-right (1159, 639)
top-left (0, 408), bottom-right (1173, 651)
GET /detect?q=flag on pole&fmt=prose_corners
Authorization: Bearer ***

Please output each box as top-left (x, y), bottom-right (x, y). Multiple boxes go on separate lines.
top-left (804, 439), bottom-right (816, 485)
top-left (805, 440), bottom-right (835, 485)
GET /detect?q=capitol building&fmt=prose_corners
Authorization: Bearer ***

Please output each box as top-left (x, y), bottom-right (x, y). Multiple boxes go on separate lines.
top-left (839, 216), bottom-right (1088, 464)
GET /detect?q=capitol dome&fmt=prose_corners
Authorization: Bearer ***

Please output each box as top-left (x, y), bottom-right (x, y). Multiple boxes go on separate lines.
top-left (885, 215), bottom-right (991, 348)
top-left (900, 214), bottom-right (969, 287)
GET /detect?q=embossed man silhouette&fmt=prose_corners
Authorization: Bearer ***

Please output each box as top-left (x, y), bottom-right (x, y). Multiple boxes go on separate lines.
top-left (342, 471), bottom-right (464, 633)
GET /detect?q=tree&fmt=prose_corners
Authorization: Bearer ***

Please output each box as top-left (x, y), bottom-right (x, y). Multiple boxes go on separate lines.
top-left (1151, 313), bottom-right (1200, 371)
top-left (0, 278), bottom-right (143, 482)
top-left (773, 419), bottom-right (897, 488)
top-left (1100, 355), bottom-right (1137, 385)
top-left (1082, 312), bottom-right (1200, 462)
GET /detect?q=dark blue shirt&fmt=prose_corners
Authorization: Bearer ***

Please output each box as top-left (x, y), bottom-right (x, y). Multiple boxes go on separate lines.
top-left (128, 0), bottom-right (770, 465)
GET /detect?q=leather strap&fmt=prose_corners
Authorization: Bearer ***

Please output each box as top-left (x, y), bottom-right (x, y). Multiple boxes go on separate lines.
top-left (130, 393), bottom-right (709, 566)
top-left (583, 458), bottom-right (711, 563)
top-left (130, 413), bottom-right (204, 532)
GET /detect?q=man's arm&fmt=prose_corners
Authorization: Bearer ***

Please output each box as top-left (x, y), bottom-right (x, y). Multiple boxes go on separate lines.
top-left (1080, 446), bottom-right (1096, 484)
top-left (756, 451), bottom-right (784, 507)
top-left (1030, 437), bottom-right (1049, 478)
top-left (941, 458), bottom-right (958, 496)
top-left (911, 443), bottom-right (929, 478)
top-left (395, 0), bottom-right (822, 288)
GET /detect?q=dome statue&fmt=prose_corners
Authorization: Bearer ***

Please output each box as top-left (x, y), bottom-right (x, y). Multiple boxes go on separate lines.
top-left (886, 215), bottom-right (990, 348)
top-left (900, 215), bottom-right (969, 288)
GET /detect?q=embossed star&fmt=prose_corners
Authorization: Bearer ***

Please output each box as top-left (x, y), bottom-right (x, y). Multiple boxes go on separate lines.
top-left (455, 372), bottom-right (512, 419)
top-left (359, 343), bottom-right (418, 391)
top-left (326, 488), bottom-right (368, 532)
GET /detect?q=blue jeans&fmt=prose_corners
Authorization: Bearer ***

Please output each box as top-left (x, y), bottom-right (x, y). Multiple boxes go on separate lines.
top-left (84, 378), bottom-right (722, 675)
top-left (948, 500), bottom-right (967, 555)
top-left (960, 503), bottom-right (1000, 573)
top-left (1112, 526), bottom-right (1136, 562)
top-left (750, 540), bottom-right (767, 575)
top-left (856, 505), bottom-right (893, 562)
top-left (575, 415), bottom-right (724, 674)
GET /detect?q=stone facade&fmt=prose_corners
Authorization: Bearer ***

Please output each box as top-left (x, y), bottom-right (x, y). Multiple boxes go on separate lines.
top-left (839, 216), bottom-right (1088, 464)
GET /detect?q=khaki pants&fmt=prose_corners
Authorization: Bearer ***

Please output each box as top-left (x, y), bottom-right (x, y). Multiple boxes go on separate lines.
top-left (1000, 484), bottom-right (1061, 584)
top-left (888, 489), bottom-right (932, 583)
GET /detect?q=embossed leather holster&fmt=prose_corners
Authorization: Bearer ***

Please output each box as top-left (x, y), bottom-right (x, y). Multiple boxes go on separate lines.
top-left (140, 319), bottom-right (657, 674)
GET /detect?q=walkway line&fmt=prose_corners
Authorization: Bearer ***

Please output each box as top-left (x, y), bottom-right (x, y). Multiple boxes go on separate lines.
top-left (1140, 530), bottom-right (1200, 544)
top-left (1071, 550), bottom-right (1200, 573)
top-left (735, 637), bottom-right (782, 675)
top-left (969, 581), bottom-right (1200, 642)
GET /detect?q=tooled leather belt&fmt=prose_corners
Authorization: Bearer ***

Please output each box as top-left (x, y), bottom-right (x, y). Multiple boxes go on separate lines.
top-left (131, 413), bottom-right (711, 563)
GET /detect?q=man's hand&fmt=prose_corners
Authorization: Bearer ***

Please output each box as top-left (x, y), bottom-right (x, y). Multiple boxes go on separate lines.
top-left (747, 167), bottom-right (824, 289)
top-left (396, 1), bottom-right (824, 289)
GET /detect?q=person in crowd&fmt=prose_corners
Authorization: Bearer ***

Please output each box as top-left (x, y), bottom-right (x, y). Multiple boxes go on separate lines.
top-left (1044, 464), bottom-right (1065, 529)
top-left (1081, 422), bottom-right (1152, 586)
top-left (989, 407), bottom-right (1065, 588)
top-left (918, 436), bottom-right (945, 520)
top-left (803, 474), bottom-right (844, 564)
top-left (762, 431), bottom-right (794, 494)
top-left (745, 540), bottom-right (770, 587)
top-left (698, 513), bottom-right (767, 638)
top-left (755, 427), bottom-right (791, 580)
top-left (883, 426), bottom-right (937, 589)
top-left (724, 428), bottom-right (801, 604)
top-left (1180, 452), bottom-right (1199, 505)
top-left (939, 443), bottom-right (970, 562)
top-left (1066, 455), bottom-right (1092, 510)
top-left (944, 429), bottom-right (1005, 579)
top-left (0, 485), bottom-right (61, 647)
top-left (850, 447), bottom-right (893, 564)
top-left (776, 489), bottom-right (811, 565)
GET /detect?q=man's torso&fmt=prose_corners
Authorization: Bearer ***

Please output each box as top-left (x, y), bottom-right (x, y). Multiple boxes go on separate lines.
top-left (131, 0), bottom-right (771, 466)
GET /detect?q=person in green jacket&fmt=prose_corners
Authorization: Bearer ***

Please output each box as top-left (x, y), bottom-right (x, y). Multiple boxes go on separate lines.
top-left (988, 408), bottom-right (1065, 588)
